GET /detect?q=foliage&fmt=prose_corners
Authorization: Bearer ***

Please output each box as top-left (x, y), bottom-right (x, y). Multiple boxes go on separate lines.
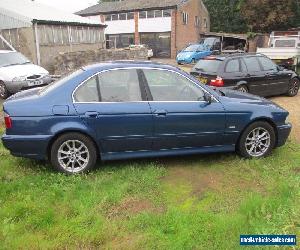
top-left (241, 0), bottom-right (295, 32)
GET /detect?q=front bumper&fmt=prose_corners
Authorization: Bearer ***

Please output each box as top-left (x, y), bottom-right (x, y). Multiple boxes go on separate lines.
top-left (276, 123), bottom-right (292, 147)
top-left (1, 133), bottom-right (52, 160)
top-left (5, 76), bottom-right (53, 94)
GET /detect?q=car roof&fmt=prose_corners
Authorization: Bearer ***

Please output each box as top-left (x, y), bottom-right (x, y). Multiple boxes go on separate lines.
top-left (202, 53), bottom-right (266, 61)
top-left (82, 60), bottom-right (180, 72)
top-left (0, 50), bottom-right (16, 54)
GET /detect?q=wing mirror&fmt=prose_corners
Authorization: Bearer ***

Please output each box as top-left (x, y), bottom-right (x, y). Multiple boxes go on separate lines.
top-left (204, 93), bottom-right (212, 104)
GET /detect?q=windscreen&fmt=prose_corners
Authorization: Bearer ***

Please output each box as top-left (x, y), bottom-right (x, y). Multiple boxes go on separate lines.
top-left (274, 40), bottom-right (296, 48)
top-left (0, 52), bottom-right (31, 67)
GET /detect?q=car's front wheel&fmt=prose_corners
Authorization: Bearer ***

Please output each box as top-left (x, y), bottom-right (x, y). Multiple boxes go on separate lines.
top-left (50, 132), bottom-right (97, 174)
top-left (287, 77), bottom-right (299, 97)
top-left (236, 85), bottom-right (249, 93)
top-left (238, 121), bottom-right (276, 158)
top-left (0, 82), bottom-right (10, 99)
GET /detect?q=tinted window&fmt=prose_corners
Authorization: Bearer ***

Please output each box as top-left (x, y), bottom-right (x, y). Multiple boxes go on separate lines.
top-left (225, 59), bottom-right (240, 73)
top-left (98, 69), bottom-right (142, 102)
top-left (194, 59), bottom-right (222, 73)
top-left (258, 57), bottom-right (277, 71)
top-left (139, 11), bottom-right (147, 18)
top-left (143, 69), bottom-right (204, 101)
top-left (74, 76), bottom-right (100, 102)
top-left (127, 12), bottom-right (134, 19)
top-left (243, 57), bottom-right (261, 72)
top-left (119, 13), bottom-right (127, 20)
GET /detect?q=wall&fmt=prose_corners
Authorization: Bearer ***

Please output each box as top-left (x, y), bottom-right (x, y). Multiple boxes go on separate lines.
top-left (51, 47), bottom-right (148, 75)
top-left (175, 0), bottom-right (210, 52)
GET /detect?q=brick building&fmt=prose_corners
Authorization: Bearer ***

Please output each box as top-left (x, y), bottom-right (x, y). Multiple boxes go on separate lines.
top-left (76, 0), bottom-right (210, 59)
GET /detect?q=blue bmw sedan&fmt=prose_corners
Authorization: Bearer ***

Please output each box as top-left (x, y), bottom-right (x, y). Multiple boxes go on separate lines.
top-left (1, 61), bottom-right (292, 174)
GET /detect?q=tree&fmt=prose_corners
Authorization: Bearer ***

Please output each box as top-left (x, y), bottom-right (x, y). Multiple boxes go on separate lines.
top-left (241, 0), bottom-right (295, 32)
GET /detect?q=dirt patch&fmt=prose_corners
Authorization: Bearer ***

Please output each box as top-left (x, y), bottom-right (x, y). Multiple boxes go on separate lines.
top-left (271, 94), bottom-right (300, 143)
top-left (107, 198), bottom-right (164, 219)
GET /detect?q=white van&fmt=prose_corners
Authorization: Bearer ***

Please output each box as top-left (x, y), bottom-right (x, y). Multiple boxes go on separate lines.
top-left (0, 50), bottom-right (52, 99)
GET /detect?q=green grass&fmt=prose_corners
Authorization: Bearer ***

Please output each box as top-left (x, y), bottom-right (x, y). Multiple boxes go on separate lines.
top-left (0, 124), bottom-right (299, 249)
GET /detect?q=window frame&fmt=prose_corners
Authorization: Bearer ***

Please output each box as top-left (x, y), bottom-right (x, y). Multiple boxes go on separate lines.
top-left (242, 56), bottom-right (262, 72)
top-left (257, 56), bottom-right (278, 71)
top-left (224, 59), bottom-right (241, 73)
top-left (72, 67), bottom-right (217, 103)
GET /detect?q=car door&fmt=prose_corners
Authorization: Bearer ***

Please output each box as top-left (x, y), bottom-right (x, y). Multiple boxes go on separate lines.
top-left (242, 56), bottom-right (266, 96)
top-left (257, 56), bottom-right (290, 95)
top-left (73, 68), bottom-right (153, 154)
top-left (222, 58), bottom-right (245, 87)
top-left (141, 68), bottom-right (226, 150)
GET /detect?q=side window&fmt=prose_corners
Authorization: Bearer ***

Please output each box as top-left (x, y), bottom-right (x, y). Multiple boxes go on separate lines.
top-left (98, 69), bottom-right (142, 102)
top-left (143, 69), bottom-right (205, 101)
top-left (258, 57), bottom-right (277, 71)
top-left (243, 57), bottom-right (261, 72)
top-left (74, 76), bottom-right (100, 102)
top-left (225, 59), bottom-right (240, 73)
top-left (240, 59), bottom-right (247, 72)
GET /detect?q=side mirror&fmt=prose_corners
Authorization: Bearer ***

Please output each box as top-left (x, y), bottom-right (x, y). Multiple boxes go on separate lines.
top-left (204, 93), bottom-right (212, 104)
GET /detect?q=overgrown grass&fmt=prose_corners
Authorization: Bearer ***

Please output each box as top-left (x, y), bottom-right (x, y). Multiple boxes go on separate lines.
top-left (0, 124), bottom-right (299, 249)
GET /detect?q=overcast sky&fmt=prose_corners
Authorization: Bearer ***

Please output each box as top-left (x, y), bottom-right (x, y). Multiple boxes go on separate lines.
top-left (35, 0), bottom-right (99, 13)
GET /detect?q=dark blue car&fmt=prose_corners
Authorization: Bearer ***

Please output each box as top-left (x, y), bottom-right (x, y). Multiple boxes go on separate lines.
top-left (1, 61), bottom-right (292, 174)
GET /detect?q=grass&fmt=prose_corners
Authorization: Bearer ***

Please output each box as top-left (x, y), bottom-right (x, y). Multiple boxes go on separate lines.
top-left (0, 124), bottom-right (299, 249)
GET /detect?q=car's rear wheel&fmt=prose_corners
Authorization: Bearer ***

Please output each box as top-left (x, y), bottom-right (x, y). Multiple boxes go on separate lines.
top-left (287, 77), bottom-right (299, 97)
top-left (0, 82), bottom-right (10, 99)
top-left (238, 121), bottom-right (275, 158)
top-left (237, 85), bottom-right (248, 93)
top-left (50, 132), bottom-right (97, 174)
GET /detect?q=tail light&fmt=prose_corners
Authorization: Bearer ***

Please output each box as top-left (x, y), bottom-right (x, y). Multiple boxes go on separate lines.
top-left (4, 112), bottom-right (12, 129)
top-left (210, 76), bottom-right (224, 87)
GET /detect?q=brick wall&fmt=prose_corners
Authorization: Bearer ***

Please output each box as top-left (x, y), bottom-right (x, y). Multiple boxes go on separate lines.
top-left (134, 12), bottom-right (140, 45)
top-left (175, 0), bottom-right (210, 52)
top-left (171, 9), bottom-right (177, 59)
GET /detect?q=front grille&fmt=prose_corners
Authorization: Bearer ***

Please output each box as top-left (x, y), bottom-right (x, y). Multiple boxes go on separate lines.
top-left (27, 75), bottom-right (42, 80)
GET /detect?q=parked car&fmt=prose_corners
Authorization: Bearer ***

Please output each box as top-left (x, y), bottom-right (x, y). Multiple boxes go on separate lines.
top-left (129, 44), bottom-right (154, 59)
top-left (190, 53), bottom-right (300, 97)
top-left (176, 43), bottom-right (213, 64)
top-left (0, 50), bottom-right (53, 99)
top-left (2, 61), bottom-right (291, 174)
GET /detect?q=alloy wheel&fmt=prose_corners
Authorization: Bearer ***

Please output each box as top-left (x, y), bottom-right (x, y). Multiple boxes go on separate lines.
top-left (238, 86), bottom-right (248, 93)
top-left (245, 127), bottom-right (271, 157)
top-left (57, 140), bottom-right (90, 173)
top-left (289, 78), bottom-right (299, 96)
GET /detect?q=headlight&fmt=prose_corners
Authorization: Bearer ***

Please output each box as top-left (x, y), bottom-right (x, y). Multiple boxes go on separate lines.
top-left (286, 115), bottom-right (291, 124)
top-left (12, 75), bottom-right (27, 82)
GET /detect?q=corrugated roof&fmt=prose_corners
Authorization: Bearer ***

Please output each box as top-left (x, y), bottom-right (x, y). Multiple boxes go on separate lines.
top-left (76, 0), bottom-right (184, 16)
top-left (0, 0), bottom-right (105, 29)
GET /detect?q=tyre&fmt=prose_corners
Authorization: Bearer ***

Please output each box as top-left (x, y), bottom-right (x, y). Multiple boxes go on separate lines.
top-left (0, 82), bottom-right (10, 99)
top-left (238, 121), bottom-right (276, 158)
top-left (50, 132), bottom-right (97, 174)
top-left (287, 77), bottom-right (299, 97)
top-left (236, 85), bottom-right (249, 93)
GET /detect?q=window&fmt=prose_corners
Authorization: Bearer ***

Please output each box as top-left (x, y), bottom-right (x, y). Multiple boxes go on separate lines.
top-left (154, 10), bottom-right (162, 18)
top-left (105, 15), bottom-right (112, 21)
top-left (225, 59), bottom-right (240, 73)
top-left (243, 57), bottom-right (261, 72)
top-left (143, 69), bottom-right (204, 101)
top-left (195, 16), bottom-right (200, 27)
top-left (182, 12), bottom-right (189, 25)
top-left (194, 59), bottom-right (222, 73)
top-left (147, 10), bottom-right (155, 18)
top-left (240, 59), bottom-right (247, 72)
top-left (74, 76), bottom-right (100, 102)
top-left (139, 11), bottom-right (147, 19)
top-left (163, 9), bottom-right (172, 17)
top-left (127, 12), bottom-right (134, 19)
top-left (98, 69), bottom-right (142, 102)
top-left (119, 13), bottom-right (127, 20)
top-left (258, 57), bottom-right (277, 71)
top-left (275, 40), bottom-right (296, 48)
top-left (111, 14), bottom-right (118, 21)
top-left (203, 18), bottom-right (208, 28)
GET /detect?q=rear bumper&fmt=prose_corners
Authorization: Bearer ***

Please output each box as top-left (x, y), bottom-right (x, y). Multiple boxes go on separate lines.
top-left (1, 133), bottom-right (52, 160)
top-left (5, 76), bottom-right (53, 94)
top-left (276, 123), bottom-right (292, 147)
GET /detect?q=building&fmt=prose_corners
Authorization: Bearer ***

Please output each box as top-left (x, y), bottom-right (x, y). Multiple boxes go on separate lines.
top-left (0, 0), bottom-right (106, 69)
top-left (76, 0), bottom-right (210, 59)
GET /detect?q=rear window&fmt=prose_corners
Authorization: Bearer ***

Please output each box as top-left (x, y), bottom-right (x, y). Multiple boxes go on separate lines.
top-left (194, 59), bottom-right (222, 73)
top-left (274, 40), bottom-right (296, 48)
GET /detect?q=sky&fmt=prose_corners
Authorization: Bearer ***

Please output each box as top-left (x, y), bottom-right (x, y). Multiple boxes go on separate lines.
top-left (35, 0), bottom-right (99, 13)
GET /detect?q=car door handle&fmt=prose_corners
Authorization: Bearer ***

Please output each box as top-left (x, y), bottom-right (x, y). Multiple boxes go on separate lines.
top-left (84, 111), bottom-right (99, 118)
top-left (154, 110), bottom-right (167, 117)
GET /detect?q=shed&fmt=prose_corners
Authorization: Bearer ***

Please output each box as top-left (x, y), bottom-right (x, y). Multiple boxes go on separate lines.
top-left (0, 0), bottom-right (106, 69)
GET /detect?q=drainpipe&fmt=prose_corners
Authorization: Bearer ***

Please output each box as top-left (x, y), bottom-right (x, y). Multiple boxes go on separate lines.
top-left (34, 22), bottom-right (41, 65)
